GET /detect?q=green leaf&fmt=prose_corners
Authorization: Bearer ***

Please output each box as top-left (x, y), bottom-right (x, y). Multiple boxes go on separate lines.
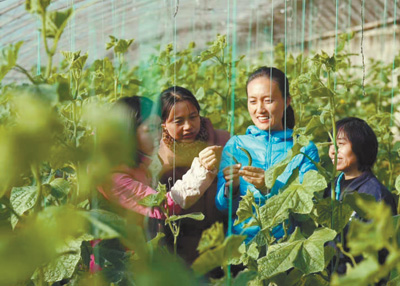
top-left (45, 9), bottom-right (74, 39)
top-left (196, 222), bottom-right (225, 254)
top-left (330, 256), bottom-right (382, 286)
top-left (0, 41), bottom-right (24, 82)
top-left (61, 50), bottom-right (88, 71)
top-left (264, 143), bottom-right (302, 189)
top-left (10, 186), bottom-right (38, 228)
top-left (80, 209), bottom-right (126, 239)
top-left (310, 197), bottom-right (353, 232)
top-left (395, 175), bottom-right (400, 195)
top-left (260, 170), bottom-right (327, 230)
top-left (147, 232), bottom-right (165, 250)
top-left (195, 87), bottom-right (205, 100)
top-left (192, 235), bottom-right (246, 275)
top-left (106, 36), bottom-right (134, 54)
top-left (49, 178), bottom-right (70, 199)
top-left (166, 212), bottom-right (205, 224)
top-left (33, 237), bottom-right (82, 283)
top-left (347, 200), bottom-right (394, 256)
top-left (235, 190), bottom-right (256, 226)
top-left (257, 228), bottom-right (336, 279)
top-left (25, 0), bottom-right (50, 13)
top-left (138, 183), bottom-right (167, 207)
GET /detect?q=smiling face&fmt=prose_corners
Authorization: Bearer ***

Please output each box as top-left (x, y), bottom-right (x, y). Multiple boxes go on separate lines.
top-left (329, 131), bottom-right (361, 179)
top-left (137, 115), bottom-right (161, 155)
top-left (247, 76), bottom-right (290, 131)
top-left (163, 100), bottom-right (201, 143)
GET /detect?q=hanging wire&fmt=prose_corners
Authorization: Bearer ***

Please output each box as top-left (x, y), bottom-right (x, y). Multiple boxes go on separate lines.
top-left (308, 0), bottom-right (313, 51)
top-left (334, 0), bottom-right (339, 93)
top-left (377, 0), bottom-right (388, 112)
top-left (300, 0), bottom-right (306, 58)
top-left (284, 0), bottom-right (288, 147)
top-left (347, 0), bottom-right (352, 42)
top-left (390, 0), bottom-right (397, 127)
top-left (70, 0), bottom-right (76, 52)
top-left (361, 0), bottom-right (366, 97)
top-left (36, 18), bottom-right (41, 75)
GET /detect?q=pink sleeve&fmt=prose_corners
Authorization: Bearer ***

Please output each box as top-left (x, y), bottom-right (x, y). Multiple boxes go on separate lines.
top-left (107, 173), bottom-right (180, 219)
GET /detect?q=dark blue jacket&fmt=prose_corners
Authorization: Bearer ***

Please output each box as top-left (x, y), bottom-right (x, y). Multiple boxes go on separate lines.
top-left (325, 171), bottom-right (396, 214)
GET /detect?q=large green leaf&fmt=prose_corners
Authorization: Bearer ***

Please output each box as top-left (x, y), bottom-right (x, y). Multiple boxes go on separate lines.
top-left (45, 9), bottom-right (74, 39)
top-left (257, 228), bottom-right (336, 279)
top-left (235, 190), bottom-right (256, 226)
top-left (196, 222), bottom-right (225, 254)
top-left (330, 256), bottom-right (382, 286)
top-left (347, 200), bottom-right (394, 256)
top-left (10, 186), bottom-right (38, 228)
top-left (80, 209), bottom-right (126, 239)
top-left (49, 178), bottom-right (70, 199)
top-left (192, 235), bottom-right (246, 275)
top-left (138, 186), bottom-right (166, 208)
top-left (0, 41), bottom-right (24, 82)
top-left (310, 197), bottom-right (353, 232)
top-left (33, 238), bottom-right (82, 283)
top-left (260, 170), bottom-right (327, 230)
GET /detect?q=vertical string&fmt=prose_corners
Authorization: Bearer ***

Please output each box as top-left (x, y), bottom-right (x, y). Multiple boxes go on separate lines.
top-left (378, 0), bottom-right (388, 112)
top-left (36, 18), bottom-right (41, 76)
top-left (390, 0), bottom-right (397, 127)
top-left (308, 0), bottom-right (313, 51)
top-left (300, 0), bottom-right (306, 71)
top-left (121, 0), bottom-right (126, 38)
top-left (334, 0), bottom-right (339, 91)
top-left (284, 0), bottom-right (287, 147)
top-left (347, 0), bottom-right (352, 42)
top-left (361, 0), bottom-right (366, 97)
top-left (246, 6), bottom-right (253, 72)
top-left (70, 0), bottom-right (76, 52)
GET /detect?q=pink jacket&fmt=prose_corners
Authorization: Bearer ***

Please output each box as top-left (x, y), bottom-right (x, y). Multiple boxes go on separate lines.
top-left (98, 165), bottom-right (180, 219)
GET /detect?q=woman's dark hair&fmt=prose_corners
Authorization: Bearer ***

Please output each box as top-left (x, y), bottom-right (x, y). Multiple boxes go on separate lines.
top-left (336, 117), bottom-right (378, 172)
top-left (246, 66), bottom-right (295, 129)
top-left (160, 86), bottom-right (201, 122)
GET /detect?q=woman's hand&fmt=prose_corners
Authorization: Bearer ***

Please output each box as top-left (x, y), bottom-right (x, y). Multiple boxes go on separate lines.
top-left (239, 166), bottom-right (265, 190)
top-left (222, 164), bottom-right (242, 189)
top-left (198, 145), bottom-right (223, 171)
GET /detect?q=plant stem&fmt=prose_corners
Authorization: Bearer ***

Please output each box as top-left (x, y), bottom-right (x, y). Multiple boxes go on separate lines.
top-left (31, 164), bottom-right (43, 213)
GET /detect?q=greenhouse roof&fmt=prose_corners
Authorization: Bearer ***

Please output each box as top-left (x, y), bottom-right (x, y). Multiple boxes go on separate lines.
top-left (1, 0), bottom-right (399, 80)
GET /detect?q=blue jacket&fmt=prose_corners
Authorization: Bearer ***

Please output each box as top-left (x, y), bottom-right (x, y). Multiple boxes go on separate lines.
top-left (215, 126), bottom-right (320, 242)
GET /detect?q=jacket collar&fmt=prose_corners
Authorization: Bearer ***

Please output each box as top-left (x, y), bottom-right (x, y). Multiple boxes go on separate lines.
top-left (338, 171), bottom-right (374, 194)
top-left (246, 125), bottom-right (293, 141)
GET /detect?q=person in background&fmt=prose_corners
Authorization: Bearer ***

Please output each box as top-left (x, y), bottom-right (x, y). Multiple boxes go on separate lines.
top-left (215, 66), bottom-right (319, 243)
top-left (157, 86), bottom-right (229, 265)
top-left (93, 95), bottom-right (221, 272)
top-left (326, 117), bottom-right (396, 211)
top-left (325, 117), bottom-right (396, 278)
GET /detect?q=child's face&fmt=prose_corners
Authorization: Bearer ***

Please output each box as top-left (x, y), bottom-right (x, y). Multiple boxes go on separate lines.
top-left (329, 131), bottom-right (359, 177)
top-left (137, 115), bottom-right (161, 155)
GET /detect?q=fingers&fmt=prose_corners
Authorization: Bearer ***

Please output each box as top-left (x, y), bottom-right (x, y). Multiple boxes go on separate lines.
top-left (199, 145), bottom-right (223, 170)
top-left (222, 164), bottom-right (241, 188)
top-left (239, 166), bottom-right (265, 189)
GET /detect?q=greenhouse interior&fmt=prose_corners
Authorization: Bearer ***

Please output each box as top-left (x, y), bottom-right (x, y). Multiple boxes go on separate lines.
top-left (0, 0), bottom-right (400, 285)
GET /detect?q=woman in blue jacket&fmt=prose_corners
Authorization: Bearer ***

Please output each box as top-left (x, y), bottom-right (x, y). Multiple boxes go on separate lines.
top-left (215, 67), bottom-right (319, 242)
